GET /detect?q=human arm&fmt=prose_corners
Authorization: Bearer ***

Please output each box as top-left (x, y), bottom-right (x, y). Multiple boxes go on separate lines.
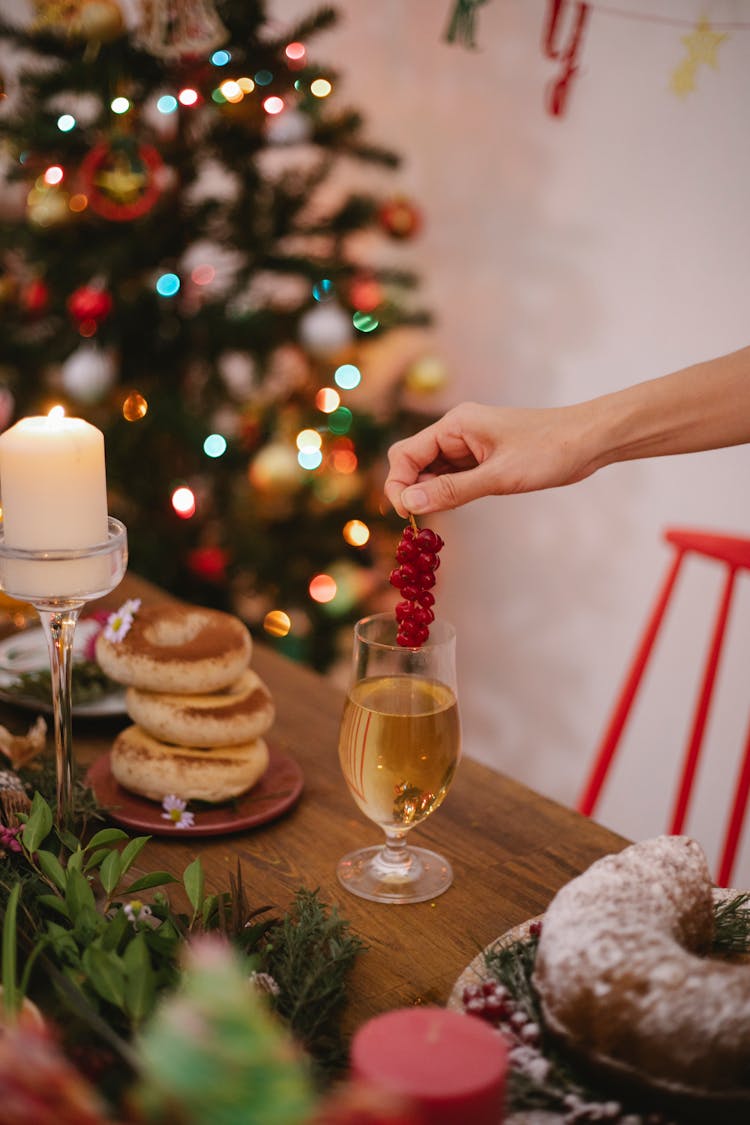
top-left (384, 346), bottom-right (750, 517)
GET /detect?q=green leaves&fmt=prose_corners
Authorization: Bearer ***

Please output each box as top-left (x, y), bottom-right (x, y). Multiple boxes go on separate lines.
top-left (21, 791), bottom-right (53, 854)
top-left (2, 882), bottom-right (20, 1019)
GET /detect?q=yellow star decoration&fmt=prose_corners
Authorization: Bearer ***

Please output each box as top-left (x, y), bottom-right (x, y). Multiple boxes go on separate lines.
top-left (682, 16), bottom-right (728, 68)
top-left (669, 58), bottom-right (697, 99)
top-left (670, 16), bottom-right (729, 98)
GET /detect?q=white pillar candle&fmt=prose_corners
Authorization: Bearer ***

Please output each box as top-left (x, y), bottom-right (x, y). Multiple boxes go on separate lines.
top-left (0, 408), bottom-right (111, 598)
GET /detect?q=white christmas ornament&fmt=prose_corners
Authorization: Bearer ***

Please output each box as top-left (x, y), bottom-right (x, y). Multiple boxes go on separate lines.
top-left (218, 350), bottom-right (256, 400)
top-left (265, 109), bottom-right (312, 146)
top-left (61, 343), bottom-right (117, 403)
top-left (299, 302), bottom-right (352, 355)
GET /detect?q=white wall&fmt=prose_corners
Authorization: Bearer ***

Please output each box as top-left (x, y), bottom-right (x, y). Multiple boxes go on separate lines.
top-left (272, 0), bottom-right (750, 882)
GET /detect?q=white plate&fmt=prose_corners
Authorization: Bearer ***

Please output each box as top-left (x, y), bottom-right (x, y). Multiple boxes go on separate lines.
top-left (0, 620), bottom-right (127, 718)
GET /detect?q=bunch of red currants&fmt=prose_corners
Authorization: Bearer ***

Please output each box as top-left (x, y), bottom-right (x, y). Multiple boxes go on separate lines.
top-left (389, 523), bottom-right (444, 647)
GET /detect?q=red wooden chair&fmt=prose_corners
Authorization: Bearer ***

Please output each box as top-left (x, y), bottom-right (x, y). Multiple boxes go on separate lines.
top-left (578, 527), bottom-right (750, 886)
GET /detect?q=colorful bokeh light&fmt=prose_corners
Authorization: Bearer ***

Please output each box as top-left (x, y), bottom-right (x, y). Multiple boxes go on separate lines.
top-left (192, 264), bottom-right (215, 286)
top-left (343, 519), bottom-right (370, 547)
top-left (298, 448), bottom-right (323, 470)
top-left (220, 80), bottom-right (243, 103)
top-left (296, 429), bottom-right (322, 452)
top-left (178, 88), bottom-right (199, 106)
top-left (353, 311), bottom-right (379, 333)
top-left (310, 78), bottom-right (332, 98)
top-left (309, 573), bottom-right (337, 603)
top-left (44, 165), bottom-right (64, 186)
top-left (334, 363), bottom-right (361, 390)
top-left (328, 407), bottom-right (353, 435)
top-left (264, 609), bottom-right (292, 637)
top-left (157, 95), bottom-right (178, 113)
top-left (203, 433), bottom-right (227, 458)
top-left (111, 96), bottom-right (130, 115)
top-left (312, 278), bottom-right (334, 302)
top-left (156, 273), bottom-right (180, 297)
top-left (315, 387), bottom-right (340, 413)
top-left (172, 486), bottom-right (196, 518)
top-left (263, 95), bottom-right (284, 115)
top-left (57, 114), bottom-right (76, 132)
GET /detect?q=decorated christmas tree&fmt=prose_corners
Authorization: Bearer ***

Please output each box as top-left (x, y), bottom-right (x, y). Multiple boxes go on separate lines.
top-left (0, 0), bottom-right (442, 669)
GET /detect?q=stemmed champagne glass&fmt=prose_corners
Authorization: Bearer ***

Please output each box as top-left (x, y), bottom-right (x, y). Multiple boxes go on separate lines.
top-left (337, 612), bottom-right (461, 904)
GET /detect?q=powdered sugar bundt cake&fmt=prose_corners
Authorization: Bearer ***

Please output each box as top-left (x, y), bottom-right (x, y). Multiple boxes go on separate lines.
top-left (532, 835), bottom-right (750, 1114)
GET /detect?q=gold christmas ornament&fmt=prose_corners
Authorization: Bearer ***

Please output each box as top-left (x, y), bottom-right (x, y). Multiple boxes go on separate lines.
top-left (137, 0), bottom-right (228, 60)
top-left (77, 0), bottom-right (124, 42)
top-left (248, 441), bottom-right (304, 495)
top-left (26, 185), bottom-right (72, 228)
top-left (404, 355), bottom-right (449, 395)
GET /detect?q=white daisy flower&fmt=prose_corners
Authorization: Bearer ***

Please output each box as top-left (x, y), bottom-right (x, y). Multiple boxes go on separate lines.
top-left (103, 598), bottom-right (141, 643)
top-left (161, 794), bottom-right (195, 828)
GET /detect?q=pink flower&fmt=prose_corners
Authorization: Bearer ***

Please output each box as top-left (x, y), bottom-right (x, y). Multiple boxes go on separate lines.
top-left (0, 825), bottom-right (22, 853)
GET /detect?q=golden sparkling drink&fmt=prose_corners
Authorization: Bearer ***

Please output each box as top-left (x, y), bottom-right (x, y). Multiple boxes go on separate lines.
top-left (338, 674), bottom-right (460, 831)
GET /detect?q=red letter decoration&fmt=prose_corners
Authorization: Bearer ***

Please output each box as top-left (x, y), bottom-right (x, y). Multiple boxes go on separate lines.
top-left (542, 0), bottom-right (591, 117)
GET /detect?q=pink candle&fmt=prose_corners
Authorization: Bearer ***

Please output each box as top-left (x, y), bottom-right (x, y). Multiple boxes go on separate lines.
top-left (350, 1007), bottom-right (508, 1125)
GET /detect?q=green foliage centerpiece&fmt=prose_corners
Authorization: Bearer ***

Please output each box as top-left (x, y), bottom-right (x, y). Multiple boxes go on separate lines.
top-left (0, 790), bottom-right (364, 1117)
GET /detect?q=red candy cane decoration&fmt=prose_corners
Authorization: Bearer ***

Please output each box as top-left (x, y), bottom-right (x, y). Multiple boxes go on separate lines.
top-left (542, 0), bottom-right (591, 117)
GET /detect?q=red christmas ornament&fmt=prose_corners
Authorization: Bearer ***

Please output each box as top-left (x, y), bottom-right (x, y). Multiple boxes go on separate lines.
top-left (378, 196), bottom-right (422, 240)
top-left (349, 274), bottom-right (383, 312)
top-left (187, 545), bottom-right (230, 583)
top-left (67, 284), bottom-right (113, 324)
top-left (20, 278), bottom-right (50, 315)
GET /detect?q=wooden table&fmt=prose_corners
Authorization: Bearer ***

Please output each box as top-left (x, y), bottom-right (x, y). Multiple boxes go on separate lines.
top-left (0, 574), bottom-right (629, 1036)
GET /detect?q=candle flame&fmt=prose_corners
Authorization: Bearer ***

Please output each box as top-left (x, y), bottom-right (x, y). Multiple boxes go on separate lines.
top-left (47, 405), bottom-right (65, 421)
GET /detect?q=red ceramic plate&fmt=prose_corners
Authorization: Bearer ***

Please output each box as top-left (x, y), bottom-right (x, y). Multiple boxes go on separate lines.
top-left (85, 742), bottom-right (304, 837)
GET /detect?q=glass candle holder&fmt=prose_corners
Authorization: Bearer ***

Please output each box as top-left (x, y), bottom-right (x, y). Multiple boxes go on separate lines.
top-left (0, 517), bottom-right (128, 829)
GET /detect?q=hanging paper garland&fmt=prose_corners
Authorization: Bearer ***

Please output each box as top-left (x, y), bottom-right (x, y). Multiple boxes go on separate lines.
top-left (542, 0), bottom-right (590, 118)
top-left (446, 2), bottom-right (739, 118)
top-left (80, 139), bottom-right (164, 222)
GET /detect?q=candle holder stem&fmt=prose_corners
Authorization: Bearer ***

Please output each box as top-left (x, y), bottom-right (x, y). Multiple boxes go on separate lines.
top-left (0, 517), bottom-right (128, 830)
top-left (37, 606), bottom-right (82, 832)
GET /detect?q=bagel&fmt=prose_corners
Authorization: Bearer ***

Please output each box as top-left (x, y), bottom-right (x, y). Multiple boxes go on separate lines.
top-left (532, 835), bottom-right (750, 1112)
top-left (96, 603), bottom-right (251, 693)
top-left (125, 668), bottom-right (275, 748)
top-left (110, 724), bottom-right (269, 803)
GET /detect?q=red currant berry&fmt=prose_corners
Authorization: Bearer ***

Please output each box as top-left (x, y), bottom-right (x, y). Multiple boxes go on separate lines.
top-left (389, 568), bottom-right (404, 589)
top-left (415, 550), bottom-right (436, 571)
top-left (396, 541), bottom-right (418, 563)
top-left (416, 590), bottom-right (435, 608)
top-left (395, 600), bottom-right (412, 622)
top-left (416, 571), bottom-right (436, 590)
top-left (400, 584), bottom-right (419, 601)
top-left (416, 528), bottom-right (440, 551)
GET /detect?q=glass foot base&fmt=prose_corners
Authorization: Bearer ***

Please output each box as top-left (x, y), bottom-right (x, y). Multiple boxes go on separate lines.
top-left (337, 844), bottom-right (453, 904)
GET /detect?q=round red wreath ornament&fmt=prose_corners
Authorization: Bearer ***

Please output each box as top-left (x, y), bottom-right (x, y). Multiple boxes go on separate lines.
top-left (80, 140), bottom-right (164, 222)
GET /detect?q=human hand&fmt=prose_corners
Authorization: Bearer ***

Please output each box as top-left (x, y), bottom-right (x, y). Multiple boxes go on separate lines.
top-left (385, 400), bottom-right (600, 516)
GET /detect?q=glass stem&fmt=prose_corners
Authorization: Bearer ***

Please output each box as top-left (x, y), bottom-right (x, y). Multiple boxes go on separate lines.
top-left (381, 830), bottom-right (411, 874)
top-left (38, 607), bottom-right (81, 833)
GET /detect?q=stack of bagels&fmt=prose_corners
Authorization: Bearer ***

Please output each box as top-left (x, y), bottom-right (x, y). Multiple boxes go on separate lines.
top-left (96, 603), bottom-right (274, 803)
